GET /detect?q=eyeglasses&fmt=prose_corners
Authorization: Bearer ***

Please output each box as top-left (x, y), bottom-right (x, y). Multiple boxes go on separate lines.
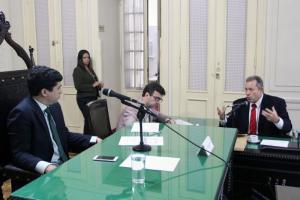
top-left (152, 96), bottom-right (163, 103)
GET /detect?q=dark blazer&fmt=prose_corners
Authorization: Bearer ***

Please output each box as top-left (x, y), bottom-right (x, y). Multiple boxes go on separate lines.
top-left (7, 97), bottom-right (92, 172)
top-left (224, 94), bottom-right (292, 136)
top-left (73, 66), bottom-right (99, 98)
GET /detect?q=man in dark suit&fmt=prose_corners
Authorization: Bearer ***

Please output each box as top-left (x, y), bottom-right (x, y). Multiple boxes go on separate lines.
top-left (217, 75), bottom-right (292, 136)
top-left (7, 66), bottom-right (101, 175)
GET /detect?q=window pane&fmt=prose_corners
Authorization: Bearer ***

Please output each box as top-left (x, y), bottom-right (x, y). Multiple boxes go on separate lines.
top-left (129, 33), bottom-right (135, 50)
top-left (124, 34), bottom-right (135, 50)
top-left (135, 33), bottom-right (144, 50)
top-left (128, 14), bottom-right (134, 32)
top-left (135, 52), bottom-right (143, 69)
top-left (134, 0), bottom-right (144, 13)
top-left (125, 69), bottom-right (135, 88)
top-left (135, 14), bottom-right (144, 32)
top-left (124, 0), bottom-right (133, 13)
top-left (135, 70), bottom-right (144, 88)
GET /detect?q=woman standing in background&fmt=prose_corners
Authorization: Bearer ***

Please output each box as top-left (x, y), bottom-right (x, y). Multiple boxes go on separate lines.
top-left (73, 49), bottom-right (103, 134)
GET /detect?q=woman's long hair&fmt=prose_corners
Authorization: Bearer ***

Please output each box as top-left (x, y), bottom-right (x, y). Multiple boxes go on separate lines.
top-left (77, 49), bottom-right (98, 81)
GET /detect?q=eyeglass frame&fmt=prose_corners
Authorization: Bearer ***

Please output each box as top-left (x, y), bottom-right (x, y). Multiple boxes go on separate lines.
top-left (152, 95), bottom-right (163, 103)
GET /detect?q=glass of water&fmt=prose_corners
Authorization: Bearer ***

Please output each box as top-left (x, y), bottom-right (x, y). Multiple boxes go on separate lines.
top-left (131, 154), bottom-right (146, 184)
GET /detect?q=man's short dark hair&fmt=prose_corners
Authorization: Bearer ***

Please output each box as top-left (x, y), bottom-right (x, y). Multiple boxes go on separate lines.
top-left (142, 82), bottom-right (166, 97)
top-left (27, 66), bottom-right (63, 96)
top-left (246, 75), bottom-right (264, 90)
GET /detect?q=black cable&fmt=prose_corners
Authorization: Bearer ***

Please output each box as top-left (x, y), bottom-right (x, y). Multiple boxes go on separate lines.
top-left (164, 123), bottom-right (230, 168)
top-left (147, 164), bottom-right (224, 187)
top-left (118, 97), bottom-right (230, 167)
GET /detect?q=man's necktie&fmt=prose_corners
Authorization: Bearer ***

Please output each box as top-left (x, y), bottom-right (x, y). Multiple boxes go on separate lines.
top-left (249, 104), bottom-right (257, 134)
top-left (44, 108), bottom-right (68, 162)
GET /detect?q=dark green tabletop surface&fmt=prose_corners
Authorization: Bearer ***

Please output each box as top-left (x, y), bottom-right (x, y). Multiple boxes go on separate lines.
top-left (11, 120), bottom-right (237, 200)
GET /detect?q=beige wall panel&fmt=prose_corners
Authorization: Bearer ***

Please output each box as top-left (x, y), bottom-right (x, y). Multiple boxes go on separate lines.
top-left (264, 0), bottom-right (300, 128)
top-left (265, 0), bottom-right (300, 92)
top-left (61, 94), bottom-right (83, 133)
top-left (285, 99), bottom-right (300, 129)
top-left (186, 99), bottom-right (207, 118)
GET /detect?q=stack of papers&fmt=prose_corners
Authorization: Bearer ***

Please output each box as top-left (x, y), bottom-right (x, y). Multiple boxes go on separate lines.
top-left (174, 119), bottom-right (193, 126)
top-left (260, 139), bottom-right (289, 148)
top-left (131, 122), bottom-right (159, 133)
top-left (120, 155), bottom-right (180, 172)
top-left (118, 136), bottom-right (163, 146)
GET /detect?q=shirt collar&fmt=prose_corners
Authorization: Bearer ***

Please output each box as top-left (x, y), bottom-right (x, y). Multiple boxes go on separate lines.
top-left (252, 94), bottom-right (264, 108)
top-left (33, 98), bottom-right (48, 113)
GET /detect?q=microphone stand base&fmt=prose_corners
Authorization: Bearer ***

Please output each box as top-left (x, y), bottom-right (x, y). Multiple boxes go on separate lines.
top-left (133, 144), bottom-right (151, 152)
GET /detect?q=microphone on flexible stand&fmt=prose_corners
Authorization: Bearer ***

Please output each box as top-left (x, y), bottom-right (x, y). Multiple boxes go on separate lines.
top-left (102, 88), bottom-right (230, 164)
top-left (102, 88), bottom-right (139, 104)
top-left (102, 88), bottom-right (154, 152)
top-left (226, 101), bottom-right (249, 117)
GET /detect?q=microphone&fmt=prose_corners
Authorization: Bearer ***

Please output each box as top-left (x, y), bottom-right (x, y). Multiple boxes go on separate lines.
top-left (226, 101), bottom-right (248, 116)
top-left (102, 88), bottom-right (138, 103)
top-left (230, 101), bottom-right (249, 107)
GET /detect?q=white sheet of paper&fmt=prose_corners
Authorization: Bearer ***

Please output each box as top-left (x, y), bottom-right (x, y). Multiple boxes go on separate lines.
top-left (118, 136), bottom-right (163, 146)
top-left (131, 122), bottom-right (159, 133)
top-left (120, 155), bottom-right (180, 172)
top-left (260, 139), bottom-right (289, 148)
top-left (175, 119), bottom-right (193, 126)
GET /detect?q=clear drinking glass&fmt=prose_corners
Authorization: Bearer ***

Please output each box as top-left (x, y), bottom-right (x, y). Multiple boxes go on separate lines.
top-left (131, 154), bottom-right (145, 184)
top-left (132, 181), bottom-right (145, 200)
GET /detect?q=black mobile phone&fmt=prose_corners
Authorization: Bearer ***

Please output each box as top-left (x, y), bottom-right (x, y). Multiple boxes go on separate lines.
top-left (93, 155), bottom-right (118, 162)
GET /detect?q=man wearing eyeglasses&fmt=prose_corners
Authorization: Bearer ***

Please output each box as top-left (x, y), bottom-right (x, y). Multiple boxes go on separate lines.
top-left (116, 82), bottom-right (174, 130)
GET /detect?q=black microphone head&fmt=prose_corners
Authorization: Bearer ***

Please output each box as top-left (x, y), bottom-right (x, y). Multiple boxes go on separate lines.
top-left (243, 101), bottom-right (249, 106)
top-left (102, 88), bottom-right (111, 96)
top-left (232, 100), bottom-right (249, 107)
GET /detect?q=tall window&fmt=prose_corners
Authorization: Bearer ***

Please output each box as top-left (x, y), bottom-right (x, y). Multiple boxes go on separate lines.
top-left (189, 0), bottom-right (208, 91)
top-left (35, 0), bottom-right (51, 66)
top-left (61, 0), bottom-right (77, 86)
top-left (148, 0), bottom-right (159, 82)
top-left (123, 0), bottom-right (145, 89)
top-left (123, 0), bottom-right (160, 89)
top-left (225, 0), bottom-right (247, 91)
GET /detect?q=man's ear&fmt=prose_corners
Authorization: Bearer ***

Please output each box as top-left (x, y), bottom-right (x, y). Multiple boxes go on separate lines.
top-left (40, 88), bottom-right (48, 97)
top-left (144, 92), bottom-right (150, 97)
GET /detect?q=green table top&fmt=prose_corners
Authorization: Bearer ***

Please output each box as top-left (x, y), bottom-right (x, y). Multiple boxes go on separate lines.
top-left (11, 121), bottom-right (237, 200)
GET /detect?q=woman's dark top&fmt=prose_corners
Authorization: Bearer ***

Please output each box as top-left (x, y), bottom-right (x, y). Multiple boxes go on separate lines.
top-left (73, 66), bottom-right (98, 98)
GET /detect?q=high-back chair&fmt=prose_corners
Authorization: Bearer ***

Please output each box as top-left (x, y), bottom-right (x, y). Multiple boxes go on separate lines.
top-left (1, 11), bottom-right (39, 194)
top-left (0, 70), bottom-right (40, 192)
top-left (86, 99), bottom-right (113, 139)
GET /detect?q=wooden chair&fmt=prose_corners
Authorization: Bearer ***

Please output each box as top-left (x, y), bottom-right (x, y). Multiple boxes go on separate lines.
top-left (0, 70), bottom-right (40, 192)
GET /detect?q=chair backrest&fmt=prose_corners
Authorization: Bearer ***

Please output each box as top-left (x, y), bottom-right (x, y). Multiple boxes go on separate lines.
top-left (86, 99), bottom-right (113, 139)
top-left (0, 70), bottom-right (29, 166)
